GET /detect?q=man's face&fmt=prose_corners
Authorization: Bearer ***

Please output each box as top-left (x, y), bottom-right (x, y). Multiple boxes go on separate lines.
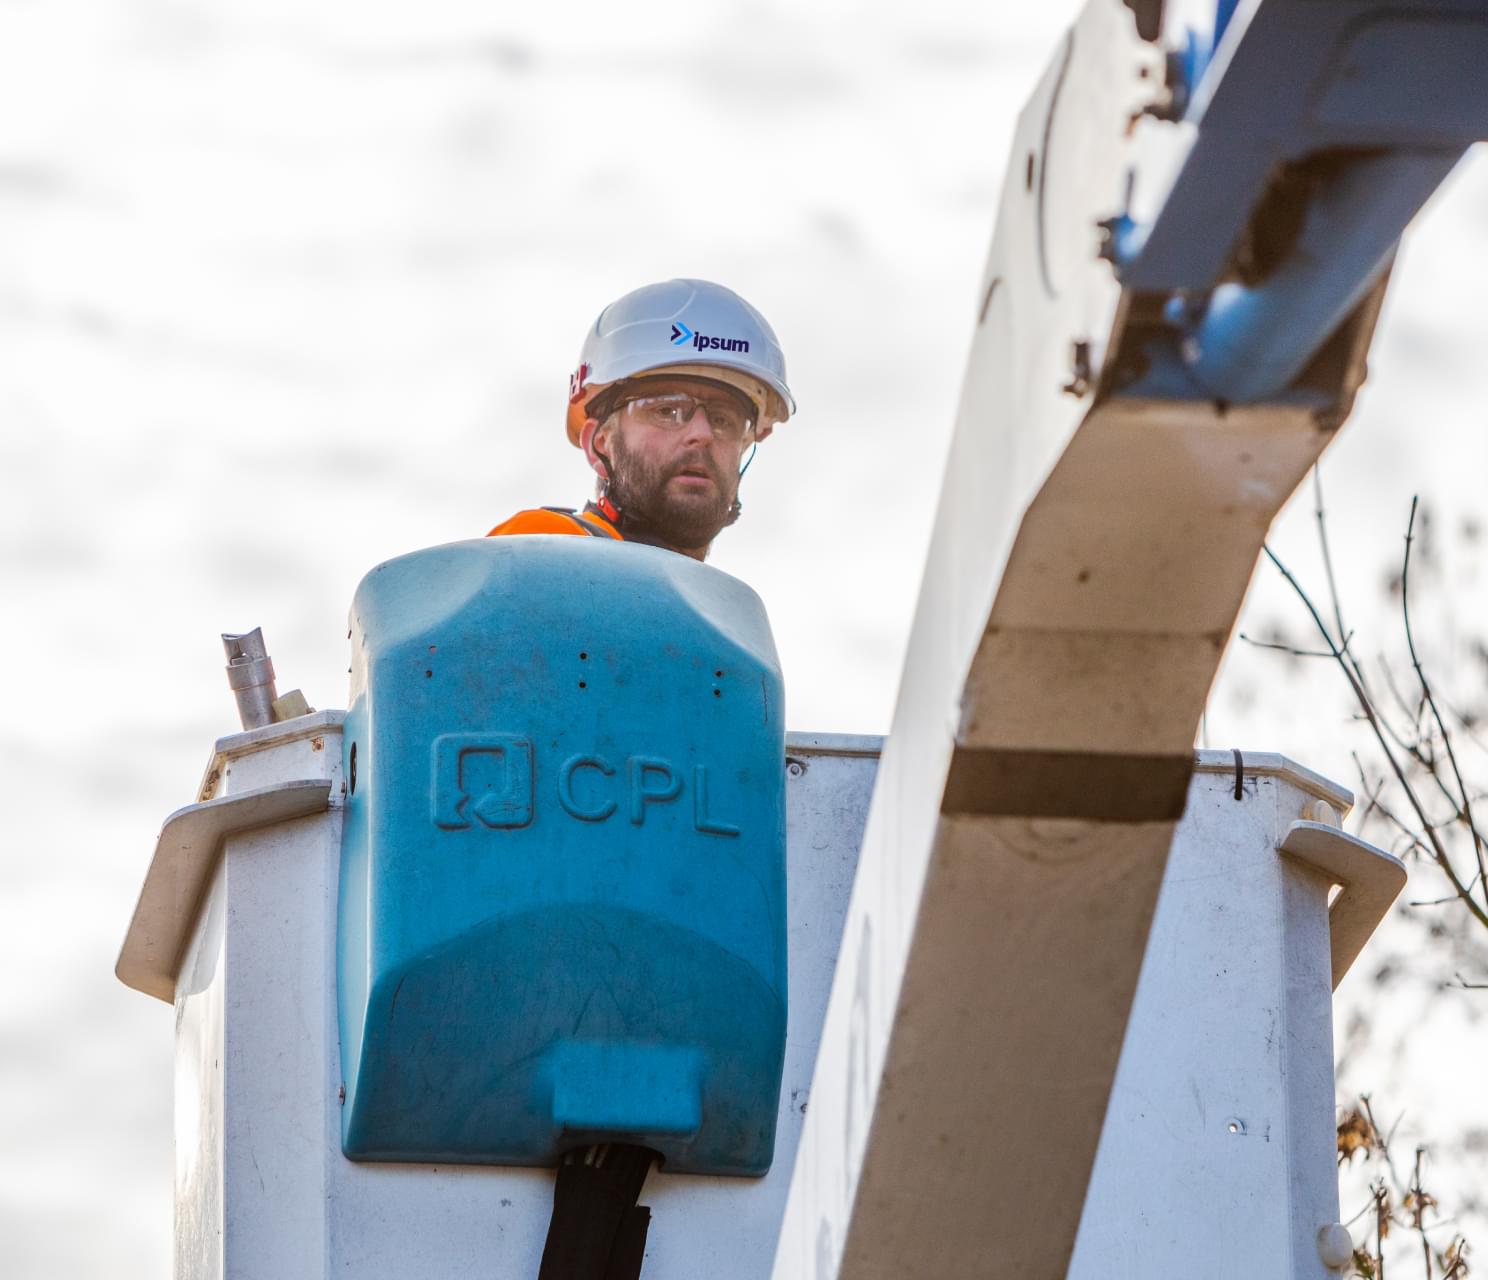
top-left (590, 377), bottom-right (755, 553)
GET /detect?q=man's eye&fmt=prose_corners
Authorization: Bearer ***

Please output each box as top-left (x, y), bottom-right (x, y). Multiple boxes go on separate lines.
top-left (653, 403), bottom-right (684, 422)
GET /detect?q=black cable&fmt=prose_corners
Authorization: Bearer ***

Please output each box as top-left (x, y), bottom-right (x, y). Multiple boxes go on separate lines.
top-left (537, 1143), bottom-right (659, 1280)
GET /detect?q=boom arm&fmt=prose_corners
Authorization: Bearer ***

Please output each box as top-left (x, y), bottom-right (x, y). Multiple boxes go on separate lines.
top-left (775, 2), bottom-right (1488, 1276)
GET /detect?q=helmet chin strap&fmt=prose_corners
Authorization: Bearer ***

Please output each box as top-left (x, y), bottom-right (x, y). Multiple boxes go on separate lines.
top-left (591, 442), bottom-right (635, 524)
top-left (592, 443), bottom-right (671, 542)
top-left (593, 440), bottom-right (617, 506)
top-left (730, 442), bottom-right (758, 517)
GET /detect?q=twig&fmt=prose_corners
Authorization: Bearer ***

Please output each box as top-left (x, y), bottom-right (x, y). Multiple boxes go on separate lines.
top-left (1378, 659), bottom-right (1431, 754)
top-left (1263, 544), bottom-right (1488, 930)
top-left (1316, 467), bottom-right (1351, 657)
top-left (1353, 756), bottom-right (1433, 860)
top-left (1238, 633), bottom-right (1337, 660)
top-left (1408, 1147), bottom-right (1433, 1279)
top-left (1401, 497), bottom-right (1488, 913)
top-left (1436, 689), bottom-right (1488, 754)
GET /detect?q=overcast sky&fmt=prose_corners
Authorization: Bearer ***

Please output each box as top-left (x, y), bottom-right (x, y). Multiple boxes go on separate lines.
top-left (2, 1), bottom-right (1485, 1273)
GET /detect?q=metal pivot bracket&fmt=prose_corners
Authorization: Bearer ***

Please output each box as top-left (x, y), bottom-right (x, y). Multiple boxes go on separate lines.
top-left (1278, 819), bottom-right (1407, 990)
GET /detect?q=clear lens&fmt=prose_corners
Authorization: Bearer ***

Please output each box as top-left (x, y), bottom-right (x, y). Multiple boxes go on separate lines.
top-left (622, 393), bottom-right (755, 442)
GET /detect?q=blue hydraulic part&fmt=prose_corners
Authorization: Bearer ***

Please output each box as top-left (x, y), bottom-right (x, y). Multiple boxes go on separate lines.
top-left (1178, 150), bottom-right (1460, 403)
top-left (337, 537), bottom-right (788, 1176)
top-left (1210, 0), bottom-right (1241, 50)
top-left (1105, 0), bottom-right (1488, 407)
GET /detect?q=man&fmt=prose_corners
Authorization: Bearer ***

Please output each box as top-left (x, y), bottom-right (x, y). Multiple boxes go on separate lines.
top-left (495, 279), bottom-right (794, 1280)
top-left (489, 278), bottom-right (795, 561)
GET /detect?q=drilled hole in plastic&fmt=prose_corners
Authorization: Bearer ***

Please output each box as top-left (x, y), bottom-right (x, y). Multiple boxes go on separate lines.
top-left (349, 743), bottom-right (357, 794)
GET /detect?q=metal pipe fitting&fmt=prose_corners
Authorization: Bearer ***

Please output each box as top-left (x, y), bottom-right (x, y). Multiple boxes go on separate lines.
top-left (223, 629), bottom-right (279, 730)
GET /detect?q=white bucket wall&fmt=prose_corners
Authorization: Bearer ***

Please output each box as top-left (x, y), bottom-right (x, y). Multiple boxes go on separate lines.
top-left (132, 714), bottom-right (879, 1280)
top-left (120, 725), bottom-right (1398, 1278)
top-left (1069, 753), bottom-right (1389, 1279)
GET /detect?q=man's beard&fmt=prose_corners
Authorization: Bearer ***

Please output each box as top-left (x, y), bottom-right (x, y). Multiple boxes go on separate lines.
top-left (605, 433), bottom-right (740, 550)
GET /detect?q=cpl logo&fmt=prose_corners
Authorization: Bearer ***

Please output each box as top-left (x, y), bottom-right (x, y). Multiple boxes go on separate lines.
top-left (431, 733), bottom-right (741, 837)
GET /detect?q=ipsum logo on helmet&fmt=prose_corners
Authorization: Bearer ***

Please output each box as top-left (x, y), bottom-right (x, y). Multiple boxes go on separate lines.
top-left (669, 322), bottom-right (750, 354)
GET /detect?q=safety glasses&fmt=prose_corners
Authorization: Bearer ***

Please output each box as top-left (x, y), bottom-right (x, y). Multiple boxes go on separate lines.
top-left (616, 392), bottom-right (756, 444)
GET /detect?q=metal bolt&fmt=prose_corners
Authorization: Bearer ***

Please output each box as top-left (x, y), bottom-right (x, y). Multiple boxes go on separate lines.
top-left (787, 761), bottom-right (805, 778)
top-left (1225, 1117), bottom-right (1246, 1136)
top-left (1140, 49), bottom-right (1190, 122)
top-left (1061, 340), bottom-right (1094, 397)
top-left (1317, 1223), bottom-right (1353, 1270)
top-left (1301, 798), bottom-right (1341, 828)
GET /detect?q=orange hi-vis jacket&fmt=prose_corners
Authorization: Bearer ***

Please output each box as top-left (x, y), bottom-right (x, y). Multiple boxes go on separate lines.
top-left (487, 505), bottom-right (623, 541)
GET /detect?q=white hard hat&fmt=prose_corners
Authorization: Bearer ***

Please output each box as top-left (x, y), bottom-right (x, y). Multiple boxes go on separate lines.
top-left (567, 279), bottom-right (795, 445)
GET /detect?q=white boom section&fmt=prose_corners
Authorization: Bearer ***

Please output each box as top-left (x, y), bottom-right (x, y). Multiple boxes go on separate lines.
top-left (773, 4), bottom-right (1382, 1277)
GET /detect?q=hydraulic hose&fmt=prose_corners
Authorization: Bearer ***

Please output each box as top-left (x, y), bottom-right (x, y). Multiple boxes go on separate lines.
top-left (537, 1143), bottom-right (659, 1280)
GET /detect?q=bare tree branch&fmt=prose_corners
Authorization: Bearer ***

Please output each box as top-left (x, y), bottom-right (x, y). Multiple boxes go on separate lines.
top-left (1238, 633), bottom-right (1338, 660)
top-left (1315, 468), bottom-right (1350, 653)
top-left (1401, 496), bottom-right (1488, 911)
top-left (1262, 543), bottom-right (1488, 930)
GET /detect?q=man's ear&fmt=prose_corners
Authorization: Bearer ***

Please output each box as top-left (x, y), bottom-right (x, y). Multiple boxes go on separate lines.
top-left (581, 418), bottom-right (611, 479)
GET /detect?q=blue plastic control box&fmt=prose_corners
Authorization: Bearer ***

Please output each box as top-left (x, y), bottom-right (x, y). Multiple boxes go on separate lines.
top-left (337, 537), bottom-right (787, 1175)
